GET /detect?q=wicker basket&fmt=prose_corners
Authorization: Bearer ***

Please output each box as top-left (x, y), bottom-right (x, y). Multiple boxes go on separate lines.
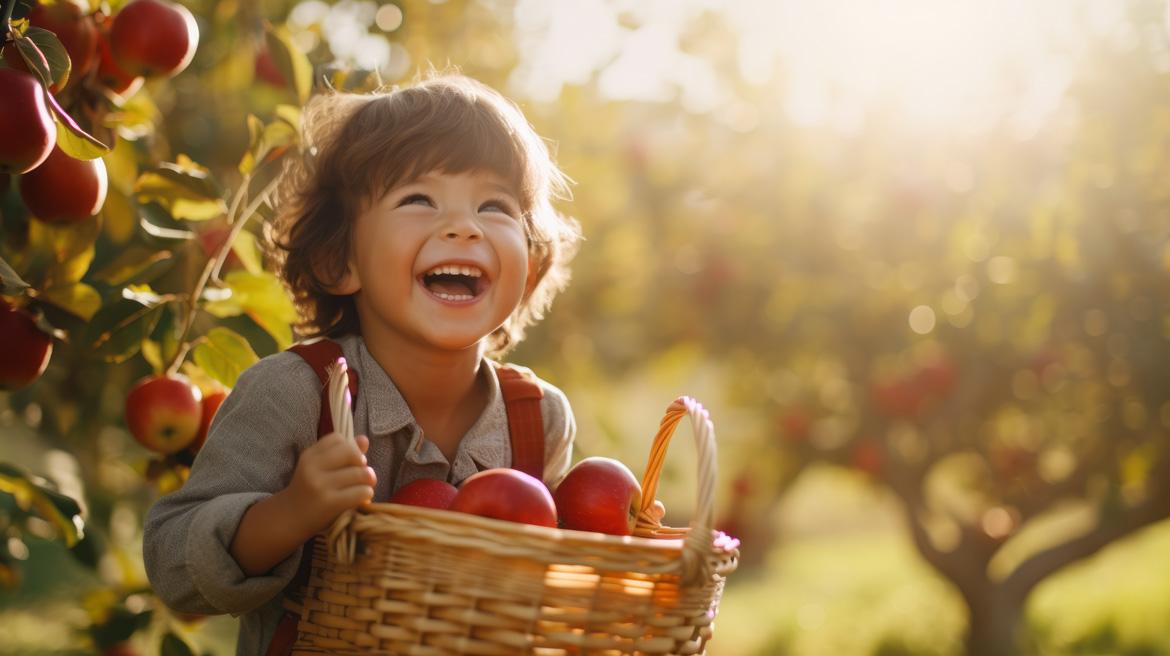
top-left (290, 396), bottom-right (740, 655)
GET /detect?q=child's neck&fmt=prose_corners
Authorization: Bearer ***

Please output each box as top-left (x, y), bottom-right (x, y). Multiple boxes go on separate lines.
top-left (361, 332), bottom-right (489, 461)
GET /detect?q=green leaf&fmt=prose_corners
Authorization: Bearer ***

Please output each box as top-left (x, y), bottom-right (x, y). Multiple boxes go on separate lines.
top-left (252, 312), bottom-right (293, 350)
top-left (191, 327), bottom-right (258, 388)
top-left (12, 32), bottom-right (54, 89)
top-left (205, 271), bottom-right (297, 350)
top-left (90, 248), bottom-right (174, 286)
top-left (44, 92), bottom-right (110, 160)
top-left (0, 257), bottom-right (30, 295)
top-left (106, 92), bottom-right (159, 140)
top-left (41, 282), bottom-right (101, 320)
top-left (240, 108), bottom-right (300, 175)
top-left (26, 217), bottom-right (99, 285)
top-left (20, 27), bottom-right (71, 90)
top-left (87, 292), bottom-right (167, 363)
top-left (265, 23), bottom-right (313, 104)
top-left (230, 229), bottom-right (263, 274)
top-left (135, 161), bottom-right (227, 222)
top-left (274, 104), bottom-right (301, 129)
top-left (102, 189), bottom-right (138, 244)
top-left (160, 632), bottom-right (195, 656)
top-left (103, 138), bottom-right (140, 196)
top-left (238, 115), bottom-right (266, 175)
top-left (152, 302), bottom-right (182, 367)
top-left (0, 465), bottom-right (84, 548)
top-left (140, 339), bottom-right (164, 374)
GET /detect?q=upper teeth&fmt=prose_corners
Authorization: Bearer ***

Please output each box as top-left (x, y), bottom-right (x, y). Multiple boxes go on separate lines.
top-left (426, 265), bottom-right (483, 277)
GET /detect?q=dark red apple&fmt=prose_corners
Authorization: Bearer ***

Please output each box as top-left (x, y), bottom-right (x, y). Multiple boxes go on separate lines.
top-left (124, 374), bottom-right (202, 454)
top-left (553, 456), bottom-right (642, 536)
top-left (390, 479), bottom-right (458, 509)
top-left (19, 146), bottom-right (108, 224)
top-left (449, 468), bottom-right (557, 528)
top-left (0, 300), bottom-right (53, 390)
top-left (0, 68), bottom-right (55, 174)
top-left (28, 1), bottom-right (99, 89)
top-left (109, 0), bottom-right (199, 78)
top-left (95, 23), bottom-right (143, 96)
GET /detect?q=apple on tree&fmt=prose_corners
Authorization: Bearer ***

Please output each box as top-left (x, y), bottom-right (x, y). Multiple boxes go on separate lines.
top-left (0, 68), bottom-right (56, 174)
top-left (389, 479), bottom-right (458, 509)
top-left (553, 456), bottom-right (643, 536)
top-left (19, 146), bottom-right (108, 224)
top-left (187, 387), bottom-right (227, 455)
top-left (124, 375), bottom-right (203, 454)
top-left (0, 301), bottom-right (53, 390)
top-left (109, 0), bottom-right (199, 78)
top-left (25, 1), bottom-right (99, 91)
top-left (449, 468), bottom-right (557, 528)
top-left (95, 22), bottom-right (143, 96)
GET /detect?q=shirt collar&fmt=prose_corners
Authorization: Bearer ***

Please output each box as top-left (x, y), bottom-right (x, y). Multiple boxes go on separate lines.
top-left (347, 336), bottom-right (511, 480)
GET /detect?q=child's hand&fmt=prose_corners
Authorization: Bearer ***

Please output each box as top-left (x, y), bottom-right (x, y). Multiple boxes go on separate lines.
top-left (285, 433), bottom-right (377, 536)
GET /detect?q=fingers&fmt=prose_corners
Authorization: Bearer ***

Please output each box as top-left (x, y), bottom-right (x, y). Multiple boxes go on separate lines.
top-left (355, 434), bottom-right (370, 454)
top-left (322, 465), bottom-right (377, 490)
top-left (321, 466), bottom-right (377, 508)
top-left (310, 432), bottom-right (367, 469)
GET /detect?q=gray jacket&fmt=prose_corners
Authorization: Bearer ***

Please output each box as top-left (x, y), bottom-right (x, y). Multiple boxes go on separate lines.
top-left (142, 334), bottom-right (575, 655)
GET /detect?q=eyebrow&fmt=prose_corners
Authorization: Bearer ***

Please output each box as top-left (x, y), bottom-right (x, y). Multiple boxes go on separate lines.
top-left (485, 182), bottom-right (519, 198)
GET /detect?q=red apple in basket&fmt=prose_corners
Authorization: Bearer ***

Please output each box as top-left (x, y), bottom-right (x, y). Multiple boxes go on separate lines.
top-left (390, 479), bottom-right (458, 509)
top-left (449, 468), bottom-right (557, 528)
top-left (553, 457), bottom-right (642, 536)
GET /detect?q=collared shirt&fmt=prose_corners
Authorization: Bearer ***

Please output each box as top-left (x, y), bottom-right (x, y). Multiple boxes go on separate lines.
top-left (142, 334), bottom-right (575, 656)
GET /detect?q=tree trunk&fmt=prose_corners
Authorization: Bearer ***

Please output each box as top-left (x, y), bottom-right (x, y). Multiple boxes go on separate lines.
top-left (964, 590), bottom-right (1026, 656)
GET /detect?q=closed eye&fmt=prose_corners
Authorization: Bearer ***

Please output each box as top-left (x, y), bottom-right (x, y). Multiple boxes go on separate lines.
top-left (399, 193), bottom-right (434, 208)
top-left (479, 198), bottom-right (519, 217)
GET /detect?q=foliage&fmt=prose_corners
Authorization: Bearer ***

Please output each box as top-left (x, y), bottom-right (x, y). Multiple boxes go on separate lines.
top-left (1, 0), bottom-right (1169, 653)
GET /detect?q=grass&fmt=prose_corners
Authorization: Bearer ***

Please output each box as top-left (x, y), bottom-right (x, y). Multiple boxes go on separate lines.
top-left (709, 467), bottom-right (1170, 656)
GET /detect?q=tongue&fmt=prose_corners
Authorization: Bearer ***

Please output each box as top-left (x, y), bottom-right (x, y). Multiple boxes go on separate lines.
top-left (426, 276), bottom-right (476, 296)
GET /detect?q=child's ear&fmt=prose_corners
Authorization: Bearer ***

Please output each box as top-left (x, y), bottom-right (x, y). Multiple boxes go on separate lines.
top-left (523, 256), bottom-right (539, 298)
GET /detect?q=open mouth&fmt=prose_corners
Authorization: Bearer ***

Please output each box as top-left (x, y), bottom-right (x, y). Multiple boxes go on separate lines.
top-left (420, 264), bottom-right (488, 302)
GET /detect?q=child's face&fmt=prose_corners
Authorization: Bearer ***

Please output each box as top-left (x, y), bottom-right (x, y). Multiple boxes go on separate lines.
top-left (340, 169), bottom-right (529, 353)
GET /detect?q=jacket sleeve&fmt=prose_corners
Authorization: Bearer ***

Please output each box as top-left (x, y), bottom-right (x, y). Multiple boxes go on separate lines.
top-left (538, 381), bottom-right (576, 488)
top-left (142, 351), bottom-right (320, 616)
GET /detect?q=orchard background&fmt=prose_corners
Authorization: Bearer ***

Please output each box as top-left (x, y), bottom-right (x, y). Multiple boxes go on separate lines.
top-left (3, 1), bottom-right (1170, 654)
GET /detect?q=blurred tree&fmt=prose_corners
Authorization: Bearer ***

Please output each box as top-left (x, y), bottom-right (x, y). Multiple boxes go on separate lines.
top-left (3, 0), bottom-right (1170, 653)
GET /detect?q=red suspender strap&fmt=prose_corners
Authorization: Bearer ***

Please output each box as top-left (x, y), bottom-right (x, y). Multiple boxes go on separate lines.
top-left (266, 339), bottom-right (359, 656)
top-left (288, 340), bottom-right (360, 436)
top-left (496, 365), bottom-right (545, 481)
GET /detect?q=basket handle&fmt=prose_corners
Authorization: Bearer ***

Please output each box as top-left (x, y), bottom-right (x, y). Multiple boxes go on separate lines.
top-left (634, 396), bottom-right (719, 586)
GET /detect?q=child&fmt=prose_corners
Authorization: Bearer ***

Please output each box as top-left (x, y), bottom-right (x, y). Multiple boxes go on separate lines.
top-left (143, 73), bottom-right (581, 655)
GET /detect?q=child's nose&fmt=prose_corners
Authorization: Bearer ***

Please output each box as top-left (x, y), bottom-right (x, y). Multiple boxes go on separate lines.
top-left (439, 210), bottom-right (484, 241)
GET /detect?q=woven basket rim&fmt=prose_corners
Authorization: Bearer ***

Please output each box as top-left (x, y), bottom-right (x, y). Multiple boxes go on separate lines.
top-left (352, 501), bottom-right (739, 556)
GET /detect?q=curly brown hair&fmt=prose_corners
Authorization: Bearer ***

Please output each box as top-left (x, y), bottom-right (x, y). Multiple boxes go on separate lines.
top-left (268, 73), bottom-right (580, 356)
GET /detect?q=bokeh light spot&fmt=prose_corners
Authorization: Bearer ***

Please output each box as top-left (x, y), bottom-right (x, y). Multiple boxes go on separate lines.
top-left (376, 4), bottom-right (404, 32)
top-left (909, 305), bottom-right (936, 334)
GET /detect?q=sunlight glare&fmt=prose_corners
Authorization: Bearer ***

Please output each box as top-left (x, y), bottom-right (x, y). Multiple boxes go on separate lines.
top-left (509, 0), bottom-right (1122, 135)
